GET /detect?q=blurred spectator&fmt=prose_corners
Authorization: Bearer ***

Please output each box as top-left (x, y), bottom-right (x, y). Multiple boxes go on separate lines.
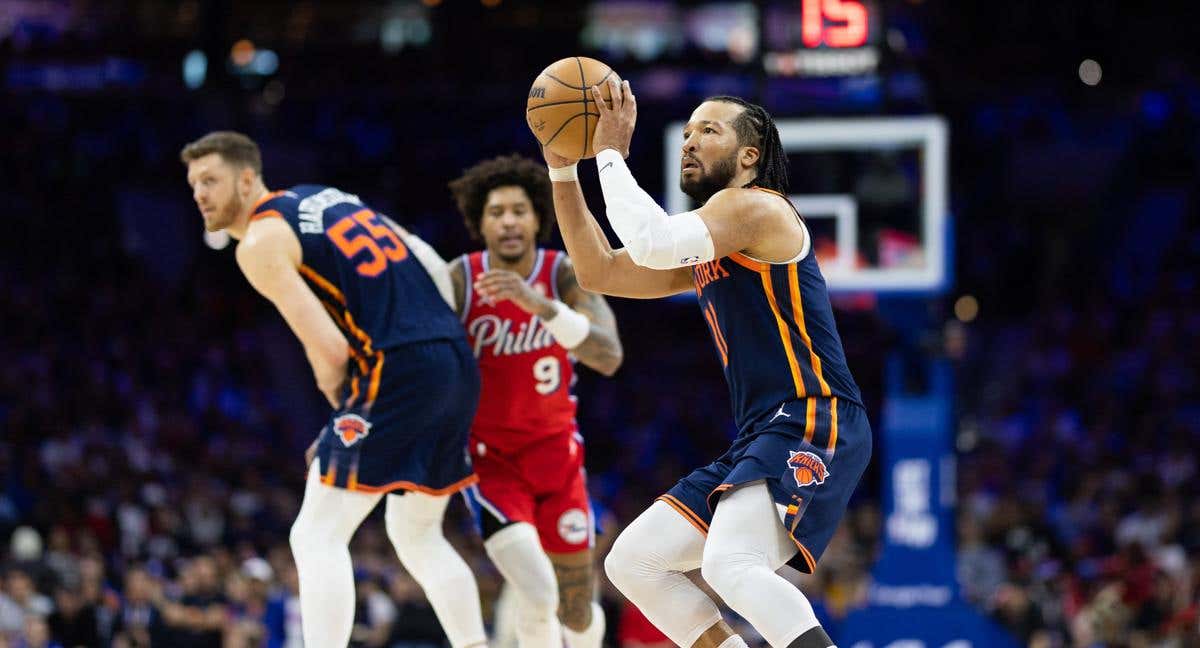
top-left (0, 571), bottom-right (53, 642)
top-left (956, 515), bottom-right (1005, 608)
top-left (223, 557), bottom-right (287, 648)
top-left (351, 575), bottom-right (397, 647)
top-left (383, 572), bottom-right (448, 648)
top-left (110, 567), bottom-right (164, 648)
top-left (16, 616), bottom-right (60, 648)
top-left (154, 556), bottom-right (225, 647)
top-left (45, 586), bottom-right (98, 648)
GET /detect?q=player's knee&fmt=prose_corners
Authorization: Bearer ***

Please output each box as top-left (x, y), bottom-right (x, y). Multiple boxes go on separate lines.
top-left (287, 520), bottom-right (307, 558)
top-left (384, 503), bottom-right (440, 553)
top-left (602, 537), bottom-right (630, 590)
top-left (604, 530), bottom-right (654, 592)
top-left (289, 514), bottom-right (336, 562)
top-left (699, 548), bottom-right (757, 601)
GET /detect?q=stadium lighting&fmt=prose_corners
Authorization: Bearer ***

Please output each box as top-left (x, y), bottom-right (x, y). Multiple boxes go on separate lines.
top-left (1079, 59), bottom-right (1102, 86)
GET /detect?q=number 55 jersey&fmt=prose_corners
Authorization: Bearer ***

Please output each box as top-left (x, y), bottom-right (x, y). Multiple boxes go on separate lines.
top-left (459, 249), bottom-right (594, 553)
top-left (251, 185), bottom-right (480, 496)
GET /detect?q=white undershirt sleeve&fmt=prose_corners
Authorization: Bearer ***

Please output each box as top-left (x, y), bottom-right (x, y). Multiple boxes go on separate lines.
top-left (379, 215), bottom-right (456, 308)
top-left (595, 149), bottom-right (715, 270)
top-left (403, 231), bottom-right (455, 308)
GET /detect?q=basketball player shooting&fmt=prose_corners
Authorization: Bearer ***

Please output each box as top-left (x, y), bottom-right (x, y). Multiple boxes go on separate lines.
top-left (181, 132), bottom-right (488, 648)
top-left (539, 80), bottom-right (872, 648)
top-left (447, 154), bottom-right (622, 648)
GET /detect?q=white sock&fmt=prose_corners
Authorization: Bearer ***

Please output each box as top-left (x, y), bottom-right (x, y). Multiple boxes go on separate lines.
top-left (385, 492), bottom-right (488, 648)
top-left (289, 463), bottom-right (383, 647)
top-left (718, 636), bottom-right (751, 648)
top-left (485, 523), bottom-right (561, 648)
top-left (563, 602), bottom-right (605, 648)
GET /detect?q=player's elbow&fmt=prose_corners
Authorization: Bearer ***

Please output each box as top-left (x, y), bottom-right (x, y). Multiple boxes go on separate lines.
top-left (310, 343), bottom-right (349, 387)
top-left (573, 267), bottom-right (604, 293)
top-left (596, 359), bottom-right (621, 377)
top-left (322, 342), bottom-right (350, 372)
top-left (595, 347), bottom-right (623, 377)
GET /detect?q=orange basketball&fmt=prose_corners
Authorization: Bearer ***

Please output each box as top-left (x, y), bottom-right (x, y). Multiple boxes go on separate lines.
top-left (526, 57), bottom-right (620, 160)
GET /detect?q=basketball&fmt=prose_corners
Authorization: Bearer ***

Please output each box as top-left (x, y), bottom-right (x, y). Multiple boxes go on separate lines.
top-left (526, 56), bottom-right (621, 160)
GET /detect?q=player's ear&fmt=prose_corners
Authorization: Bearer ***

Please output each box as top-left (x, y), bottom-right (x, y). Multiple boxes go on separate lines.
top-left (239, 167), bottom-right (256, 193)
top-left (740, 146), bottom-right (760, 170)
top-left (532, 215), bottom-right (541, 240)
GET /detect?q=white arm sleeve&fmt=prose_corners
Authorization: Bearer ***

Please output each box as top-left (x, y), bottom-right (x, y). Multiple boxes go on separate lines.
top-left (378, 215), bottom-right (456, 308)
top-left (595, 149), bottom-right (715, 270)
top-left (403, 231), bottom-right (455, 308)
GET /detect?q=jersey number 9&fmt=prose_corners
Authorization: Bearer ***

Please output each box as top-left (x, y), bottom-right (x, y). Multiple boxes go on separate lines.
top-left (328, 209), bottom-right (410, 277)
top-left (533, 356), bottom-right (561, 395)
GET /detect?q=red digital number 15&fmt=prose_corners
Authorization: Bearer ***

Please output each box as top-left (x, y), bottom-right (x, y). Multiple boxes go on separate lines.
top-left (802, 0), bottom-right (868, 49)
top-left (327, 209), bottom-right (409, 277)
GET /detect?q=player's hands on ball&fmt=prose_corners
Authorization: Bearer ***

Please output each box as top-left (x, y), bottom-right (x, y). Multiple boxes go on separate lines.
top-left (475, 270), bottom-right (558, 319)
top-left (591, 79), bottom-right (636, 159)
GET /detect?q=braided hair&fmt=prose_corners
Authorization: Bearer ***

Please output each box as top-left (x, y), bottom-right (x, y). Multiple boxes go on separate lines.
top-left (704, 96), bottom-right (790, 194)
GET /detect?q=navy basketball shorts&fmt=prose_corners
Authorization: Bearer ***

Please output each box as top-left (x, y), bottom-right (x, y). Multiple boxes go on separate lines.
top-left (660, 397), bottom-right (871, 573)
top-left (314, 336), bottom-right (481, 495)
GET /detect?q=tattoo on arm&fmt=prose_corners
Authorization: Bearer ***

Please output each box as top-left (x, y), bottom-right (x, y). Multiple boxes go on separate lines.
top-left (558, 258), bottom-right (623, 376)
top-left (550, 559), bottom-right (595, 632)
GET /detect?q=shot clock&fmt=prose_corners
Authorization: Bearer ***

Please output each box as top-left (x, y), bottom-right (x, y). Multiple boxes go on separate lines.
top-left (764, 0), bottom-right (883, 77)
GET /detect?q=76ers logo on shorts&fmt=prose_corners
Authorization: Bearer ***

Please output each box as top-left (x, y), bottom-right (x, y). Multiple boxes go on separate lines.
top-left (787, 450), bottom-right (829, 488)
top-left (333, 414), bottom-right (372, 447)
top-left (557, 509), bottom-right (590, 545)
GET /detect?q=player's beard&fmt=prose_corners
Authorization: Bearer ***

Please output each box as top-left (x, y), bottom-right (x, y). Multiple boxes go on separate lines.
top-left (493, 241), bottom-right (530, 265)
top-left (207, 192), bottom-right (245, 232)
top-left (680, 152), bottom-right (738, 204)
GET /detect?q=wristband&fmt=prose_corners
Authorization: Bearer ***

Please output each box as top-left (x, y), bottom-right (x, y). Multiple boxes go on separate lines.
top-left (547, 163), bottom-right (579, 183)
top-left (542, 300), bottom-right (590, 349)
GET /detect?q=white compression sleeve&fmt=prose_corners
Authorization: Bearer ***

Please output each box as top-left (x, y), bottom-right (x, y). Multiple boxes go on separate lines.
top-left (595, 149), bottom-right (714, 269)
top-left (379, 215), bottom-right (456, 308)
top-left (604, 501), bottom-right (724, 647)
top-left (384, 492), bottom-right (488, 648)
top-left (702, 481), bottom-right (825, 647)
top-left (289, 463), bottom-right (384, 647)
top-left (485, 523), bottom-right (562, 648)
top-left (403, 232), bottom-right (455, 308)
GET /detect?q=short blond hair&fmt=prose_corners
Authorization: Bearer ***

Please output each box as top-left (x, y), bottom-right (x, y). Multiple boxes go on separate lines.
top-left (180, 131), bottom-right (262, 175)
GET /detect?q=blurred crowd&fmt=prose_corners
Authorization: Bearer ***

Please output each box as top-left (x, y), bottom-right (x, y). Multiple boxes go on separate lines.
top-left (948, 211), bottom-right (1200, 645)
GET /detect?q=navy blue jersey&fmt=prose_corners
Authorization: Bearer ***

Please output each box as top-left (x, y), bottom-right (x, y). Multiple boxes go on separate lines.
top-left (693, 188), bottom-right (862, 436)
top-left (250, 185), bottom-right (463, 394)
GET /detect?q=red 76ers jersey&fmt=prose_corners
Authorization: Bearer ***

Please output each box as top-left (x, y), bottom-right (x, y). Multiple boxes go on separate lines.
top-left (462, 249), bottom-right (578, 452)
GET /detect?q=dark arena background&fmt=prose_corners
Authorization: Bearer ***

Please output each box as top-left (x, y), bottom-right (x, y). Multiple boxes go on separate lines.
top-left (1, 1), bottom-right (1198, 646)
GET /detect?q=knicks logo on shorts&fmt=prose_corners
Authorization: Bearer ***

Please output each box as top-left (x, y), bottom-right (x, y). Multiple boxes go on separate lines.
top-left (787, 450), bottom-right (829, 488)
top-left (333, 413), bottom-right (372, 447)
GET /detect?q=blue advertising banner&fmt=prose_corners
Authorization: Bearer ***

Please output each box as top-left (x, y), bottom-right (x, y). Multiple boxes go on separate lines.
top-left (839, 359), bottom-right (1017, 648)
